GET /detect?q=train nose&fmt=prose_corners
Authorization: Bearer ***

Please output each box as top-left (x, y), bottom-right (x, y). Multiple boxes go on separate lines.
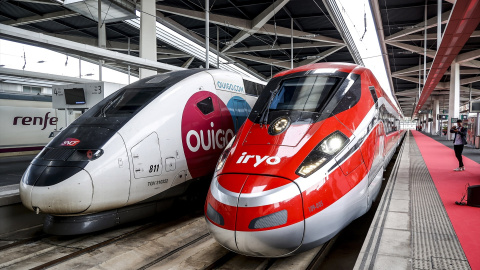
top-left (206, 174), bottom-right (305, 257)
top-left (20, 165), bottom-right (93, 214)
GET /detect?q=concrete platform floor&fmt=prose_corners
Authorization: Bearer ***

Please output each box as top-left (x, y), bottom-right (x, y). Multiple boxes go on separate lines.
top-left (354, 131), bottom-right (470, 270)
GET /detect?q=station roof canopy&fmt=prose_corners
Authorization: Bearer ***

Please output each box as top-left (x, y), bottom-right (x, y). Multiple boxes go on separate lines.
top-left (0, 0), bottom-right (355, 81)
top-left (2, 0), bottom-right (479, 117)
top-left (372, 0), bottom-right (480, 117)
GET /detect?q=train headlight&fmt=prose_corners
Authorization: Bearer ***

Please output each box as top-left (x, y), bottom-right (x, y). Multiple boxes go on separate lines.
top-left (319, 132), bottom-right (347, 155)
top-left (67, 149), bottom-right (104, 161)
top-left (268, 117), bottom-right (291, 135)
top-left (216, 136), bottom-right (236, 172)
top-left (296, 131), bottom-right (348, 177)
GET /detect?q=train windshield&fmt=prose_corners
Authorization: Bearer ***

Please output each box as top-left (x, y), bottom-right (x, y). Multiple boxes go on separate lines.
top-left (96, 88), bottom-right (165, 117)
top-left (269, 76), bottom-right (340, 112)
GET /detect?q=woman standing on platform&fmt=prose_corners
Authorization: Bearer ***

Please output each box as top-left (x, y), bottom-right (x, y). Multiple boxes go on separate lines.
top-left (450, 119), bottom-right (467, 171)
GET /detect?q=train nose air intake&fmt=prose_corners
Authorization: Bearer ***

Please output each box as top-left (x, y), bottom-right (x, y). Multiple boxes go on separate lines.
top-left (234, 175), bottom-right (305, 257)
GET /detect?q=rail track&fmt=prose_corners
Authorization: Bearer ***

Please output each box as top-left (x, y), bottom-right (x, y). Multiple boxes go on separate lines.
top-left (0, 212), bottom-right (336, 270)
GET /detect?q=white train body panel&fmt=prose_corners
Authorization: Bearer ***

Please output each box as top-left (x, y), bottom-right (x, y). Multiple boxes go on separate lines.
top-left (20, 70), bottom-right (264, 224)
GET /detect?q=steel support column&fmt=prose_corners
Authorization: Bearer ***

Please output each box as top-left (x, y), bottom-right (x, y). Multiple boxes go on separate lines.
top-left (433, 97), bottom-right (440, 135)
top-left (427, 108), bottom-right (432, 133)
top-left (448, 59), bottom-right (460, 139)
top-left (437, 0), bottom-right (441, 50)
top-left (98, 0), bottom-right (106, 81)
top-left (139, 0), bottom-right (158, 78)
top-left (205, 0), bottom-right (209, 69)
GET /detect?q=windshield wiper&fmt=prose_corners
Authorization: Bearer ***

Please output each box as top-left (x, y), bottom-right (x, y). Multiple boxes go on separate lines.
top-left (259, 92), bottom-right (276, 127)
top-left (100, 95), bottom-right (122, 117)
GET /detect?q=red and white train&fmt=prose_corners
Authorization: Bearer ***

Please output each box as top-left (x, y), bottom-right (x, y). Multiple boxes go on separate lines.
top-left (205, 63), bottom-right (405, 257)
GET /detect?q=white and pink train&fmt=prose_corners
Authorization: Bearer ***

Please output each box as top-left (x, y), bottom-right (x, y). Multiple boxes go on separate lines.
top-left (20, 69), bottom-right (264, 235)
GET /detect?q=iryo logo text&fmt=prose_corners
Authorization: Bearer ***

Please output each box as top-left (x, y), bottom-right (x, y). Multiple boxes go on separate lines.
top-left (236, 152), bottom-right (281, 167)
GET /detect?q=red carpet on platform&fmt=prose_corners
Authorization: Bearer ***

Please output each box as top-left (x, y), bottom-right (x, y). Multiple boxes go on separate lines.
top-left (412, 130), bottom-right (480, 270)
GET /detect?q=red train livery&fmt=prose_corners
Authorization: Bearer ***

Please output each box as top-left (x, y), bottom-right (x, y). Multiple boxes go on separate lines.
top-left (205, 62), bottom-right (405, 257)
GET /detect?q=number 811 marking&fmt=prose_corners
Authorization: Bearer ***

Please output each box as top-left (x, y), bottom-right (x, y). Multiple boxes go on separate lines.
top-left (149, 164), bottom-right (160, 173)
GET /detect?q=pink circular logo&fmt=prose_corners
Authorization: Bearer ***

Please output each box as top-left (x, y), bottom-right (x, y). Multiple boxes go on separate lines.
top-left (181, 92), bottom-right (234, 178)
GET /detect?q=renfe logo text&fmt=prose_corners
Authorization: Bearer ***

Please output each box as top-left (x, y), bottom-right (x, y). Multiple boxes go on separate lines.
top-left (13, 112), bottom-right (58, 130)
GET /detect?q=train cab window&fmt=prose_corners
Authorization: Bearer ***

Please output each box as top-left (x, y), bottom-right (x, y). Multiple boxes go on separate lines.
top-left (269, 76), bottom-right (340, 112)
top-left (256, 83), bottom-right (265, 95)
top-left (332, 77), bottom-right (361, 115)
top-left (243, 80), bottom-right (257, 96)
top-left (197, 97), bottom-right (215, 115)
top-left (369, 86), bottom-right (378, 105)
top-left (96, 88), bottom-right (164, 117)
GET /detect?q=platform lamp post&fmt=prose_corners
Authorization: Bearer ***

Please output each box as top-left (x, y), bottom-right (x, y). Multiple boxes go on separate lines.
top-left (205, 0), bottom-right (209, 69)
top-left (97, 0), bottom-right (106, 81)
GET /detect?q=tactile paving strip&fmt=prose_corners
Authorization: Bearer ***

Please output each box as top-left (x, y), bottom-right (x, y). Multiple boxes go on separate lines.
top-left (409, 134), bottom-right (470, 270)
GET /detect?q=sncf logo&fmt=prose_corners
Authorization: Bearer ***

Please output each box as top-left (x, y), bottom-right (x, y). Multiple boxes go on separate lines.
top-left (186, 122), bottom-right (234, 152)
top-left (60, 138), bottom-right (80, 147)
top-left (236, 152), bottom-right (281, 167)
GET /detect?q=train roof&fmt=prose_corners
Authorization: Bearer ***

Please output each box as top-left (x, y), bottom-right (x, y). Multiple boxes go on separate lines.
top-left (0, 92), bottom-right (52, 102)
top-left (272, 62), bottom-right (402, 117)
top-left (273, 62), bottom-right (368, 78)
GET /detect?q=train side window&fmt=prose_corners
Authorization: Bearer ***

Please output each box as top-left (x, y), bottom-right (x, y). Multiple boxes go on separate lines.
top-left (243, 80), bottom-right (257, 96)
top-left (369, 86), bottom-right (378, 105)
top-left (197, 97), bottom-right (214, 115)
top-left (332, 77), bottom-right (361, 115)
top-left (256, 83), bottom-right (265, 96)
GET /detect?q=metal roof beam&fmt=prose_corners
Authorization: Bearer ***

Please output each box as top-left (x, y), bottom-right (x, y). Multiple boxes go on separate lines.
top-left (10, 0), bottom-right (61, 5)
top-left (393, 30), bottom-right (480, 41)
top-left (225, 41), bottom-right (333, 54)
top-left (0, 23), bottom-right (183, 72)
top-left (182, 57), bottom-right (195, 68)
top-left (298, 45), bottom-right (345, 65)
top-left (456, 48), bottom-right (480, 63)
top-left (43, 33), bottom-right (184, 55)
top-left (2, 10), bottom-right (78, 26)
top-left (416, 0), bottom-right (480, 116)
top-left (221, 0), bottom-right (290, 52)
top-left (229, 46), bottom-right (345, 69)
top-left (400, 78), bottom-right (480, 89)
top-left (392, 75), bottom-right (422, 84)
top-left (386, 41), bottom-right (436, 58)
top-left (460, 76), bottom-right (480, 85)
top-left (386, 11), bottom-right (450, 41)
top-left (388, 41), bottom-right (480, 69)
top-left (154, 10), bottom-right (267, 80)
top-left (229, 53), bottom-right (291, 69)
top-left (156, 4), bottom-right (344, 45)
top-left (392, 62), bottom-right (432, 76)
top-left (0, 67), bottom-right (98, 84)
top-left (157, 54), bottom-right (189, 60)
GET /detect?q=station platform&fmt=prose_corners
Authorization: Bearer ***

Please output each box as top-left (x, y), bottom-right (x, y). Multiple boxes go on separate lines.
top-left (355, 131), bottom-right (480, 270)
top-left (0, 154), bottom-right (34, 187)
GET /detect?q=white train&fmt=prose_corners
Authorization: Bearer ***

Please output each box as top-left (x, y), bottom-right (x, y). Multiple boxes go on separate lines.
top-left (19, 69), bottom-right (264, 235)
top-left (0, 94), bottom-right (73, 155)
